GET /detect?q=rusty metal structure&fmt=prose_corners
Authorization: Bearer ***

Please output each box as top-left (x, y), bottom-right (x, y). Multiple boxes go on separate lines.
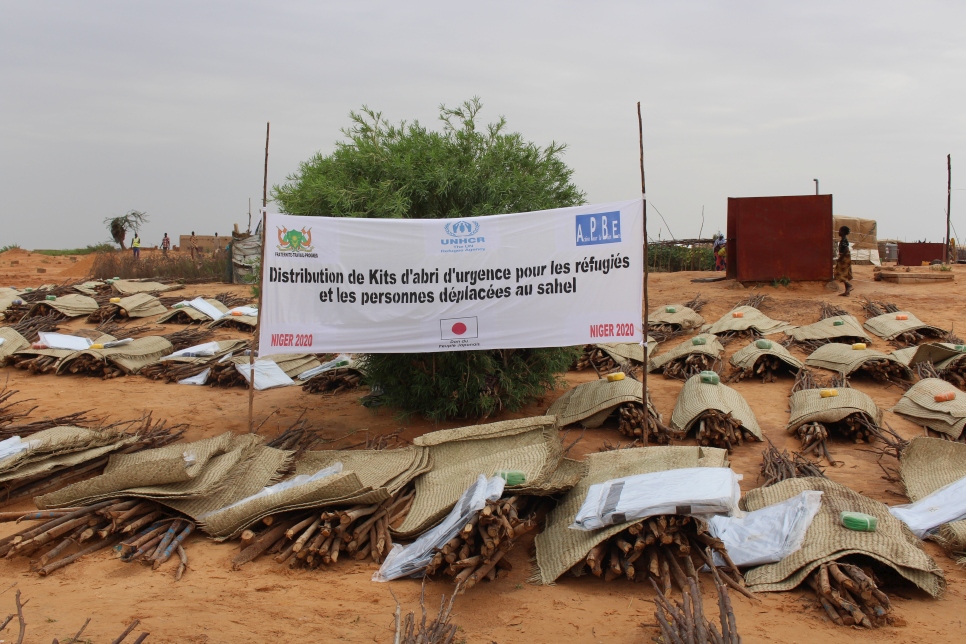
top-left (896, 242), bottom-right (945, 266)
top-left (726, 195), bottom-right (833, 282)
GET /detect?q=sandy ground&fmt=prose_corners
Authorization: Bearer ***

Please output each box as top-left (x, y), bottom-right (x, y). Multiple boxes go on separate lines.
top-left (0, 248), bottom-right (964, 643)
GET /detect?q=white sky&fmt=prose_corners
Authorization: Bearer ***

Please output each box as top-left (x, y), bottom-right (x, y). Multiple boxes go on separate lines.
top-left (1, 1), bottom-right (964, 249)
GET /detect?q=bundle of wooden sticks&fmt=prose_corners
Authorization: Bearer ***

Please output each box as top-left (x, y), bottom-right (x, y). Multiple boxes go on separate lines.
top-left (758, 443), bottom-right (826, 487)
top-left (651, 565), bottom-right (741, 644)
top-left (7, 312), bottom-right (61, 342)
top-left (575, 345), bottom-right (621, 374)
top-left (662, 354), bottom-right (718, 381)
top-left (616, 397), bottom-right (672, 445)
top-left (728, 355), bottom-right (789, 384)
top-left (694, 410), bottom-right (758, 452)
top-left (302, 367), bottom-right (363, 395)
top-left (424, 495), bottom-right (541, 590)
top-left (805, 561), bottom-right (892, 628)
top-left (232, 489), bottom-right (414, 570)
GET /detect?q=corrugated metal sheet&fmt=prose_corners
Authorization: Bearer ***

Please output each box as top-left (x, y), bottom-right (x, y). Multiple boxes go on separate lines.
top-left (897, 242), bottom-right (945, 266)
top-left (726, 195), bottom-right (833, 282)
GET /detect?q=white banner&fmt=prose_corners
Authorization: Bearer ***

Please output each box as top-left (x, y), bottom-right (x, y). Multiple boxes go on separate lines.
top-left (258, 199), bottom-right (643, 354)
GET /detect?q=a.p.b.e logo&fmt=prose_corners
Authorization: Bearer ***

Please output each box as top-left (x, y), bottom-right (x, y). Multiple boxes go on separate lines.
top-left (575, 211), bottom-right (621, 246)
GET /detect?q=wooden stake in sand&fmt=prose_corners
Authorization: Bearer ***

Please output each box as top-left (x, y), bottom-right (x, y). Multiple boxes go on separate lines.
top-left (249, 121), bottom-right (270, 433)
top-left (637, 102), bottom-right (649, 405)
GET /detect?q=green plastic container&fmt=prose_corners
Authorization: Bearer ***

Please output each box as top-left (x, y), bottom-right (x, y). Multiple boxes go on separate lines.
top-left (45, 295), bottom-right (56, 301)
top-left (692, 337), bottom-right (707, 346)
top-left (956, 345), bottom-right (966, 353)
top-left (841, 511), bottom-right (877, 532)
top-left (699, 370), bottom-right (720, 385)
top-left (833, 319), bottom-right (845, 326)
top-left (755, 339), bottom-right (772, 350)
top-left (496, 470), bottom-right (526, 486)
top-left (665, 306), bottom-right (676, 313)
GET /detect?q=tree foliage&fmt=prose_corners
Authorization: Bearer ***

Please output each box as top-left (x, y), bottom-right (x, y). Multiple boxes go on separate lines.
top-left (274, 99), bottom-right (586, 420)
top-left (104, 210), bottom-right (149, 250)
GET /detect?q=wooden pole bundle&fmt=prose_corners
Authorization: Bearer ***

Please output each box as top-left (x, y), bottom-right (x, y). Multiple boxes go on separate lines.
top-left (805, 561), bottom-right (892, 628)
top-left (8, 312), bottom-right (62, 343)
top-left (231, 490), bottom-right (414, 571)
top-left (161, 328), bottom-right (214, 351)
top-left (8, 354), bottom-right (61, 374)
top-left (694, 410), bottom-right (757, 453)
top-left (855, 359), bottom-right (911, 385)
top-left (207, 360), bottom-right (248, 387)
top-left (663, 354), bottom-right (718, 381)
top-left (0, 303), bottom-right (31, 323)
top-left (617, 398), bottom-right (672, 445)
top-left (392, 580), bottom-right (459, 644)
top-left (758, 442), bottom-right (826, 487)
top-left (0, 498), bottom-right (191, 579)
top-left (728, 355), bottom-right (788, 384)
top-left (86, 303), bottom-right (121, 323)
top-left (820, 302), bottom-right (849, 320)
top-left (567, 515), bottom-right (756, 603)
top-left (575, 345), bottom-right (622, 374)
top-left (140, 360), bottom-right (212, 382)
top-left (715, 329), bottom-right (762, 346)
top-left (734, 293), bottom-right (767, 310)
top-left (424, 496), bottom-right (541, 589)
top-left (651, 564), bottom-right (741, 644)
top-left (214, 292), bottom-right (253, 308)
top-left (22, 303), bottom-right (68, 321)
top-left (61, 354), bottom-right (128, 379)
top-left (93, 317), bottom-right (159, 339)
top-left (301, 367), bottom-right (362, 395)
top-left (648, 323), bottom-right (688, 343)
top-left (939, 358), bottom-right (966, 389)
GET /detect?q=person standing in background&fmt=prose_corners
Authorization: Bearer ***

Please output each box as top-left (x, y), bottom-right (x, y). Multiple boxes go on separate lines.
top-left (131, 232), bottom-right (141, 259)
top-left (713, 233), bottom-right (726, 271)
top-left (161, 233), bottom-right (170, 257)
top-left (835, 226), bottom-right (853, 297)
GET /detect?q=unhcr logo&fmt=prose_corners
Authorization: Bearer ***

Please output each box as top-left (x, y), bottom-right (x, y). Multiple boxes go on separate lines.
top-left (441, 219), bottom-right (485, 248)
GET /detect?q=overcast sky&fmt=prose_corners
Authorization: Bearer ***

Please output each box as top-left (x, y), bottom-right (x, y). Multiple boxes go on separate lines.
top-left (2, 1), bottom-right (964, 249)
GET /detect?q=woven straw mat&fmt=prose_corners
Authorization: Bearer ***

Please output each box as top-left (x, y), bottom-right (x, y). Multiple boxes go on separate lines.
top-left (196, 446), bottom-right (430, 538)
top-left (701, 306), bottom-right (796, 336)
top-left (597, 342), bottom-right (645, 365)
top-left (647, 305), bottom-right (705, 329)
top-left (209, 314), bottom-right (257, 329)
top-left (158, 298), bottom-right (228, 323)
top-left (0, 327), bottom-right (29, 365)
top-left (648, 333), bottom-right (724, 373)
top-left (805, 342), bottom-right (911, 377)
top-left (891, 343), bottom-right (966, 369)
top-left (394, 416), bottom-right (564, 538)
top-left (531, 446), bottom-right (729, 584)
top-left (0, 425), bottom-right (130, 476)
top-left (741, 477), bottom-right (944, 597)
top-left (117, 293), bottom-right (167, 318)
top-left (670, 375), bottom-right (762, 440)
top-left (72, 281), bottom-right (103, 296)
top-left (785, 316), bottom-right (871, 343)
top-left (729, 339), bottom-right (804, 372)
top-left (786, 388), bottom-right (881, 431)
top-left (899, 437), bottom-right (966, 554)
top-left (57, 336), bottom-right (174, 375)
top-left (28, 294), bottom-right (98, 318)
top-left (864, 311), bottom-right (946, 341)
top-left (228, 353), bottom-right (320, 378)
top-left (892, 379), bottom-right (966, 438)
top-left (111, 280), bottom-right (183, 296)
top-left (0, 442), bottom-right (134, 484)
top-left (547, 378), bottom-right (642, 428)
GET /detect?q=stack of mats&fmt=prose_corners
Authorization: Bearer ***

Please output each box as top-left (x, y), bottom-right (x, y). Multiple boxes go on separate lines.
top-left (670, 375), bottom-right (763, 440)
top-left (784, 316), bottom-right (871, 345)
top-left (0, 327), bottom-right (30, 365)
top-left (57, 336), bottom-right (174, 376)
top-left (114, 293), bottom-right (167, 318)
top-left (209, 311), bottom-right (258, 330)
top-left (227, 353), bottom-right (323, 380)
top-left (531, 446), bottom-right (729, 584)
top-left (547, 378), bottom-right (643, 428)
top-left (0, 426), bottom-right (136, 489)
top-left (144, 339), bottom-right (249, 377)
top-left (742, 477), bottom-right (945, 598)
top-left (805, 342), bottom-right (912, 378)
top-left (595, 340), bottom-right (652, 367)
top-left (899, 437), bottom-right (966, 555)
top-left (892, 379), bottom-right (966, 438)
top-left (701, 305), bottom-right (796, 337)
top-left (27, 294), bottom-right (98, 319)
top-left (393, 416), bottom-right (584, 539)
top-left (111, 280), bottom-right (183, 296)
top-left (158, 298), bottom-right (228, 324)
top-left (864, 311), bottom-right (946, 342)
top-left (197, 446), bottom-right (432, 539)
top-left (72, 281), bottom-right (104, 297)
top-left (786, 388), bottom-right (881, 433)
top-left (648, 305), bottom-right (705, 331)
top-left (37, 433), bottom-right (290, 524)
top-left (892, 343), bottom-right (966, 369)
top-left (648, 333), bottom-right (723, 373)
top-left (729, 339), bottom-right (804, 373)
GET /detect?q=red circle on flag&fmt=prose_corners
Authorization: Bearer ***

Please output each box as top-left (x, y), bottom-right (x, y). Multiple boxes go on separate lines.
top-left (452, 322), bottom-right (467, 335)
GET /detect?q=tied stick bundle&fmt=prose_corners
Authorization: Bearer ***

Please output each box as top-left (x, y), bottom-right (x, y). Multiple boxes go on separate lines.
top-left (795, 414), bottom-right (881, 465)
top-left (695, 410), bottom-right (756, 453)
top-left (23, 302), bottom-right (68, 320)
top-left (575, 345), bottom-right (622, 374)
top-left (853, 359), bottom-right (911, 386)
top-left (648, 324), bottom-right (685, 343)
top-left (568, 515), bottom-right (756, 603)
top-left (214, 292), bottom-right (252, 308)
top-left (231, 489), bottom-right (415, 570)
top-left (392, 581), bottom-right (460, 644)
top-left (820, 302), bottom-right (849, 320)
top-left (119, 514), bottom-right (194, 579)
top-left (735, 293), bottom-right (767, 310)
top-left (93, 317), bottom-right (159, 339)
top-left (663, 354), bottom-right (719, 381)
top-left (616, 397), bottom-right (672, 445)
top-left (8, 353), bottom-right (61, 374)
top-left (0, 499), bottom-right (192, 578)
top-left (86, 303), bottom-right (120, 323)
top-left (806, 561), bottom-right (893, 628)
top-left (425, 496), bottom-right (541, 590)
top-left (940, 359), bottom-right (966, 389)
top-left (9, 312), bottom-right (62, 343)
top-left (162, 328), bottom-right (214, 351)
top-left (1, 302), bottom-right (31, 324)
top-left (140, 360), bottom-right (211, 383)
top-left (728, 355), bottom-right (787, 384)
top-left (715, 329), bottom-right (762, 346)
top-left (302, 367), bottom-right (362, 395)
top-left (61, 354), bottom-right (127, 379)
top-left (758, 443), bottom-right (826, 487)
top-left (651, 564), bottom-right (741, 644)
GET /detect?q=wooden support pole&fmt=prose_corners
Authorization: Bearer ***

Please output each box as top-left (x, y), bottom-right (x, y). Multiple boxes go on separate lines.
top-left (637, 102), bottom-right (649, 408)
top-left (249, 122), bottom-right (270, 433)
top-left (947, 154), bottom-right (952, 264)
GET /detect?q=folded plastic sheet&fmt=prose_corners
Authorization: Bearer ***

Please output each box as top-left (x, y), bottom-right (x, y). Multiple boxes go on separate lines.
top-left (890, 474), bottom-right (966, 538)
top-left (708, 490), bottom-right (823, 567)
top-left (166, 341), bottom-right (222, 359)
top-left (234, 360), bottom-right (295, 390)
top-left (198, 462), bottom-right (343, 519)
top-left (374, 474), bottom-right (505, 582)
top-left (38, 332), bottom-right (92, 351)
top-left (186, 297), bottom-right (226, 321)
top-left (571, 467), bottom-right (742, 531)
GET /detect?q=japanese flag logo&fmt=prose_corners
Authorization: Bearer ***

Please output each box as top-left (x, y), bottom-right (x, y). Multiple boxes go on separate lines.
top-left (440, 317), bottom-right (478, 340)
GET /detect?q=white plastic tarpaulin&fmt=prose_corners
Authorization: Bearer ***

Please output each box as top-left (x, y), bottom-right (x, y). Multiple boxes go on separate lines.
top-left (570, 467), bottom-right (742, 531)
top-left (234, 360), bottom-right (295, 390)
top-left (38, 332), bottom-right (92, 351)
top-left (890, 474), bottom-right (966, 538)
top-left (258, 200), bottom-right (644, 354)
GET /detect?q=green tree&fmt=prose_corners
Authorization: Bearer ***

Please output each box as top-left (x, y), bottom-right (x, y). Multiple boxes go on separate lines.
top-left (273, 98), bottom-right (585, 420)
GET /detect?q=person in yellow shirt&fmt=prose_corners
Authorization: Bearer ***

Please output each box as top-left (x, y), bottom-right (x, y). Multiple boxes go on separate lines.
top-left (132, 233), bottom-right (141, 260)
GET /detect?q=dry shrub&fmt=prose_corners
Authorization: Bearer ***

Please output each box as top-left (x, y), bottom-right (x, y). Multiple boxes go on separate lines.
top-left (90, 251), bottom-right (229, 282)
